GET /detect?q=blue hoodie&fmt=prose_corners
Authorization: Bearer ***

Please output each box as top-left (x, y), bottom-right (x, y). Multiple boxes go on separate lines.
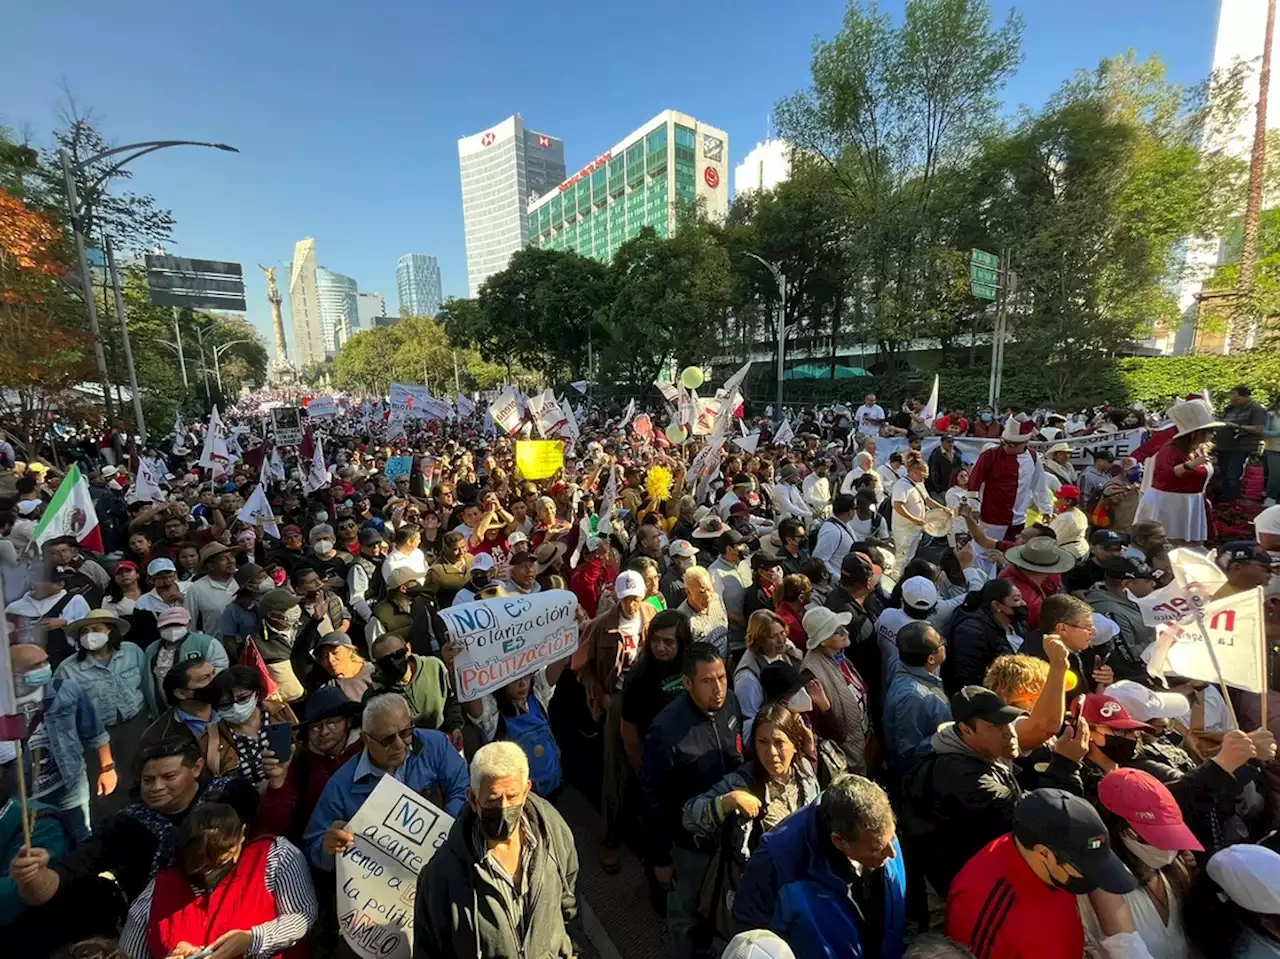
top-left (733, 803), bottom-right (906, 959)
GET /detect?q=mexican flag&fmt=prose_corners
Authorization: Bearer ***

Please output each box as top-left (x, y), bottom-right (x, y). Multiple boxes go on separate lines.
top-left (32, 464), bottom-right (104, 553)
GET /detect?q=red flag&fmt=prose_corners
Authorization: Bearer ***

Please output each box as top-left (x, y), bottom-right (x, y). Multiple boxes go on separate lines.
top-left (299, 428), bottom-right (316, 462)
top-left (240, 636), bottom-right (279, 698)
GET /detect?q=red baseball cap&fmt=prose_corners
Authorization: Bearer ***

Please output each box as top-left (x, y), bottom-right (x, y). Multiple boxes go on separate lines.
top-left (1057, 485), bottom-right (1081, 500)
top-left (1098, 768), bottom-right (1203, 851)
top-left (1082, 694), bottom-right (1155, 732)
top-left (114, 560), bottom-right (137, 573)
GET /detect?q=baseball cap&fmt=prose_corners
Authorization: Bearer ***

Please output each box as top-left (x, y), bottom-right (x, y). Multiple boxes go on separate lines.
top-left (358, 528), bottom-right (386, 547)
top-left (1104, 680), bottom-right (1190, 724)
top-left (668, 539), bottom-right (698, 559)
top-left (1097, 768), bottom-right (1203, 851)
top-left (281, 524), bottom-right (303, 538)
top-left (147, 557), bottom-right (177, 577)
top-left (1014, 789), bottom-right (1138, 894)
top-left (840, 551), bottom-right (880, 584)
top-left (950, 685), bottom-right (1024, 726)
top-left (156, 606), bottom-right (191, 629)
top-left (716, 529), bottom-right (747, 552)
top-left (234, 563), bottom-right (265, 588)
top-left (901, 576), bottom-right (939, 612)
top-left (114, 560), bottom-right (138, 574)
top-left (509, 550), bottom-right (536, 566)
top-left (750, 551), bottom-right (782, 572)
top-left (507, 530), bottom-right (530, 549)
top-left (1101, 556), bottom-right (1154, 581)
top-left (614, 570), bottom-right (645, 600)
top-left (1207, 844), bottom-right (1280, 915)
top-left (260, 588), bottom-right (301, 616)
top-left (722, 929), bottom-right (796, 959)
top-left (1057, 484), bottom-right (1081, 500)
top-left (1081, 693), bottom-right (1155, 732)
top-left (1253, 504), bottom-right (1280, 538)
top-left (470, 553), bottom-right (496, 572)
top-left (1090, 529), bottom-right (1129, 549)
top-left (1217, 539), bottom-right (1275, 568)
top-left (301, 685), bottom-right (363, 725)
top-left (316, 630), bottom-right (355, 649)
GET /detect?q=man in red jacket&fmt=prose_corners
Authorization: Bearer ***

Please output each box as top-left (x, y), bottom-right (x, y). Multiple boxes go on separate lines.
top-left (947, 788), bottom-right (1136, 959)
top-left (570, 535), bottom-right (609, 619)
top-left (967, 418), bottom-right (1052, 542)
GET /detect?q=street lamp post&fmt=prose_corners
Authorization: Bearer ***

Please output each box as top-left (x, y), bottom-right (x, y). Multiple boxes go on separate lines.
top-left (103, 236), bottom-right (146, 442)
top-left (744, 253), bottom-right (787, 423)
top-left (212, 339), bottom-right (254, 396)
top-left (58, 139), bottom-right (238, 425)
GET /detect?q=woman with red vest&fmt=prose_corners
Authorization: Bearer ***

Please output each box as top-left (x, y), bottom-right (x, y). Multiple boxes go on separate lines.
top-left (1134, 399), bottom-right (1224, 547)
top-left (120, 803), bottom-right (317, 959)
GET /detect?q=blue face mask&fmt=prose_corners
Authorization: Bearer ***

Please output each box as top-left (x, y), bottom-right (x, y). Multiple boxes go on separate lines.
top-left (980, 413), bottom-right (994, 422)
top-left (22, 665), bottom-right (52, 688)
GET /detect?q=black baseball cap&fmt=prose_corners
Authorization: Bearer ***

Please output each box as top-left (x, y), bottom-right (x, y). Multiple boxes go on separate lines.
top-left (716, 530), bottom-right (748, 552)
top-left (759, 661), bottom-right (806, 705)
top-left (751, 552), bottom-right (782, 572)
top-left (1089, 529), bottom-right (1129, 549)
top-left (840, 551), bottom-right (880, 584)
top-left (1014, 789), bottom-right (1139, 894)
top-left (950, 685), bottom-right (1024, 726)
top-left (732, 473), bottom-right (751, 487)
top-left (1218, 540), bottom-right (1276, 567)
top-left (358, 528), bottom-right (386, 547)
top-left (509, 550), bottom-right (536, 566)
top-left (1101, 556), bottom-right (1154, 581)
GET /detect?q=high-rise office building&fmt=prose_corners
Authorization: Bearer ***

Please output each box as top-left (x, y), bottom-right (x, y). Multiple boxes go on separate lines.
top-left (316, 267), bottom-right (359, 352)
top-left (286, 238), bottom-right (327, 367)
top-left (458, 115), bottom-right (565, 297)
top-left (527, 110), bottom-right (728, 263)
top-left (396, 254), bottom-right (443, 316)
top-left (734, 139), bottom-right (793, 197)
top-left (356, 292), bottom-right (386, 332)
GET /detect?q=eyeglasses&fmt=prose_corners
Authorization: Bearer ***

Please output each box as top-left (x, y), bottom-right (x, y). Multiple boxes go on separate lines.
top-left (311, 716), bottom-right (348, 734)
top-left (1062, 620), bottom-right (1096, 634)
top-left (217, 690), bottom-right (256, 709)
top-left (365, 726), bottom-right (414, 749)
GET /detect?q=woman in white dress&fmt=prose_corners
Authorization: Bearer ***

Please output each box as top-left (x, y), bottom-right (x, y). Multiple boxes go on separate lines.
top-left (1135, 400), bottom-right (1223, 546)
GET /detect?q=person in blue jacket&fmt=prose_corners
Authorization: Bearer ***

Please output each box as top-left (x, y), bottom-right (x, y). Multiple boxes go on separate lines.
top-left (304, 693), bottom-right (469, 870)
top-left (733, 772), bottom-right (907, 959)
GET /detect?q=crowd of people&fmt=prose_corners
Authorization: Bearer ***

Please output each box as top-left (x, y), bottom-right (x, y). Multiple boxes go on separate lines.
top-left (0, 382), bottom-right (1279, 959)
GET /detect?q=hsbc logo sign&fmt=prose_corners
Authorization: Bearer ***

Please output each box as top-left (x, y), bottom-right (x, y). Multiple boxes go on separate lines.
top-left (481, 132), bottom-right (496, 147)
top-left (537, 134), bottom-right (551, 148)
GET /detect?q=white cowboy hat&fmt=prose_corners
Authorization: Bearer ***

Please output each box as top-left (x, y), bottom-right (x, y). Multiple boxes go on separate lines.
top-left (1005, 536), bottom-right (1076, 575)
top-left (1167, 399), bottom-right (1225, 439)
top-left (1046, 442), bottom-right (1072, 456)
top-left (1000, 418), bottom-right (1033, 443)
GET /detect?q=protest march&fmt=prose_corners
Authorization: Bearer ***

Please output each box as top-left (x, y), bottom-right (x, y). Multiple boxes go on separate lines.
top-left (1, 366), bottom-right (1280, 959)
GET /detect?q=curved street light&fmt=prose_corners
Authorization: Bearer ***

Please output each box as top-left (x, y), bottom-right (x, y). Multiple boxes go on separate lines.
top-left (59, 140), bottom-right (239, 428)
top-left (744, 252), bottom-right (788, 423)
top-left (211, 338), bottom-right (255, 396)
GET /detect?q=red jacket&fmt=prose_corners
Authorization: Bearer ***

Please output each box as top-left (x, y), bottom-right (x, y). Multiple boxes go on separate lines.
top-left (968, 445), bottom-right (1042, 528)
top-left (946, 833), bottom-right (1083, 959)
top-left (997, 565), bottom-right (1061, 631)
top-left (570, 557), bottom-right (607, 619)
top-left (1151, 443), bottom-right (1209, 494)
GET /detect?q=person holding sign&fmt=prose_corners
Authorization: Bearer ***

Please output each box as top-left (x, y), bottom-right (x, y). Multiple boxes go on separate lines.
top-left (414, 741), bottom-right (582, 959)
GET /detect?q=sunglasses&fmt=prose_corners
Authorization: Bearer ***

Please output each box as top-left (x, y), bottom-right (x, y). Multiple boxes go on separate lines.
top-left (365, 726), bottom-right (414, 749)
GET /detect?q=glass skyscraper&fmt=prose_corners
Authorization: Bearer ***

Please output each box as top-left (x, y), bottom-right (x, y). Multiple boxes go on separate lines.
top-left (458, 115), bottom-right (565, 297)
top-left (527, 110), bottom-right (728, 263)
top-left (316, 266), bottom-right (359, 351)
top-left (396, 254), bottom-right (443, 316)
top-left (286, 238), bottom-right (327, 366)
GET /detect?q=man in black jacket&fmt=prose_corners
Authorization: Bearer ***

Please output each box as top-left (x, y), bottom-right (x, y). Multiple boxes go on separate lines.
top-left (900, 685), bottom-right (1089, 896)
top-left (640, 642), bottom-right (743, 959)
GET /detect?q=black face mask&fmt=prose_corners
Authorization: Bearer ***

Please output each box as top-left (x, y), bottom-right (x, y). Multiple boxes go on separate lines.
top-left (187, 857), bottom-right (237, 890)
top-left (1050, 863), bottom-right (1098, 895)
top-left (376, 649), bottom-right (409, 680)
top-left (477, 802), bottom-right (523, 842)
top-left (191, 684), bottom-right (221, 706)
top-left (1099, 735), bottom-right (1138, 764)
top-left (1010, 605), bottom-right (1029, 625)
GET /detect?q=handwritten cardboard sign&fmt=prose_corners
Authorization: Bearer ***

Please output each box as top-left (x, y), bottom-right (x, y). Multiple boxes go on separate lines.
top-left (383, 456), bottom-right (415, 483)
top-left (440, 590), bottom-right (580, 702)
top-left (336, 776), bottom-right (454, 959)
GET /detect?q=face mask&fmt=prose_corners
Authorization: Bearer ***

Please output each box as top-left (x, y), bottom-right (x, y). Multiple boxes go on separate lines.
top-left (271, 569), bottom-right (288, 586)
top-left (1122, 833), bottom-right (1178, 870)
top-left (788, 688), bottom-right (813, 713)
top-left (315, 511), bottom-right (330, 523)
top-left (21, 665), bottom-right (52, 688)
top-left (1051, 865), bottom-right (1098, 895)
top-left (376, 649), bottom-right (409, 679)
top-left (1099, 735), bottom-right (1138, 764)
top-left (250, 579), bottom-right (270, 594)
top-left (477, 801), bottom-right (523, 842)
top-left (313, 540), bottom-right (334, 556)
top-left (160, 626), bottom-right (187, 643)
top-left (279, 606), bottom-right (303, 627)
top-left (188, 857), bottom-right (237, 891)
top-left (981, 413), bottom-right (994, 422)
top-left (80, 630), bottom-right (110, 652)
top-left (224, 695), bottom-right (258, 725)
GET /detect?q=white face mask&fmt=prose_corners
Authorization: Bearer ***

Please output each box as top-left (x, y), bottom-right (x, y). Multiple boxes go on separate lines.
top-left (1122, 833), bottom-right (1178, 870)
top-left (788, 688), bottom-right (813, 713)
top-left (79, 629), bottom-right (110, 651)
top-left (160, 625), bottom-right (187, 643)
top-left (225, 695), bottom-right (257, 725)
top-left (313, 540), bottom-right (334, 557)
top-left (315, 511), bottom-right (330, 523)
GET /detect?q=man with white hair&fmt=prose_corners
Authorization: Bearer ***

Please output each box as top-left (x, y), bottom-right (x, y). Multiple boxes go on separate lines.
top-left (303, 693), bottom-right (469, 870)
top-left (415, 740), bottom-right (582, 959)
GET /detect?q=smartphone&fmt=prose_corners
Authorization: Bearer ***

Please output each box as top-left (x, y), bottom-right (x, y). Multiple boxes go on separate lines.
top-left (263, 722), bottom-right (295, 762)
top-left (1063, 694), bottom-right (1087, 737)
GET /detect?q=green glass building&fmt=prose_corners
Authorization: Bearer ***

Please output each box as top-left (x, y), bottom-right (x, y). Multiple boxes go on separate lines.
top-left (527, 110), bottom-right (729, 262)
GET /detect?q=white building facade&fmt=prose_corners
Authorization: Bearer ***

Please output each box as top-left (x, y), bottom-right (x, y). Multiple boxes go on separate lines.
top-left (356, 292), bottom-right (385, 332)
top-left (286, 238), bottom-right (327, 367)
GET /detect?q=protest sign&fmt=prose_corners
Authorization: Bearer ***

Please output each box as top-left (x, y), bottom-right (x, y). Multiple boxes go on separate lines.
top-left (1145, 587), bottom-right (1268, 693)
top-left (306, 395), bottom-right (340, 419)
top-left (633, 413), bottom-right (653, 441)
top-left (336, 775), bottom-right (453, 959)
top-left (455, 393), bottom-right (475, 417)
top-left (271, 407), bottom-right (304, 446)
top-left (384, 456), bottom-right (414, 483)
top-left (515, 440), bottom-right (565, 480)
top-left (440, 590), bottom-right (580, 702)
top-left (389, 383), bottom-right (431, 418)
top-left (693, 397), bottom-right (722, 436)
top-left (419, 395), bottom-right (454, 421)
top-left (1129, 548), bottom-right (1226, 626)
top-left (489, 388), bottom-right (523, 435)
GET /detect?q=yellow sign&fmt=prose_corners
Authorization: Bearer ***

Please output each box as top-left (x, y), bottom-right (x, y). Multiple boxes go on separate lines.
top-left (515, 440), bottom-right (565, 480)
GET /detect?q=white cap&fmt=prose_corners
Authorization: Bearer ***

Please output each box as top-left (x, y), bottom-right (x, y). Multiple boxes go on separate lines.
top-left (471, 553), bottom-right (496, 572)
top-left (722, 930), bottom-right (796, 959)
top-left (16, 500), bottom-right (40, 516)
top-left (1091, 613), bottom-right (1119, 647)
top-left (507, 531), bottom-right (529, 548)
top-left (614, 570), bottom-right (645, 600)
top-left (668, 539), bottom-right (698, 559)
top-left (1254, 504), bottom-right (1280, 538)
top-left (1207, 844), bottom-right (1280, 915)
top-left (1105, 680), bottom-right (1191, 724)
top-left (147, 557), bottom-right (177, 576)
top-left (901, 576), bottom-right (939, 612)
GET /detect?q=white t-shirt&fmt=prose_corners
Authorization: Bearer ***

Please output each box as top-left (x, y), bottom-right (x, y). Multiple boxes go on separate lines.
top-left (891, 478), bottom-right (927, 535)
top-left (382, 548), bottom-right (427, 581)
top-left (855, 404), bottom-right (886, 436)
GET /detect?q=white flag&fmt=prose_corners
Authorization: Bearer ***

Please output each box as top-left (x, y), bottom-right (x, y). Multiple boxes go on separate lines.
top-left (598, 466), bottom-right (620, 529)
top-left (489, 388), bottom-right (524, 435)
top-left (722, 360), bottom-right (752, 396)
top-left (618, 398), bottom-right (636, 430)
top-left (303, 434), bottom-right (329, 493)
top-left (198, 406), bottom-right (231, 474)
top-left (130, 456), bottom-right (166, 505)
top-left (384, 413), bottom-right (406, 443)
top-left (733, 431), bottom-right (761, 454)
top-left (225, 430), bottom-right (242, 463)
top-left (570, 380), bottom-right (589, 394)
top-left (773, 419), bottom-right (795, 447)
top-left (1145, 587), bottom-right (1267, 692)
top-left (1129, 548), bottom-right (1227, 626)
top-left (921, 374), bottom-right (939, 427)
top-left (656, 379), bottom-right (680, 405)
top-left (171, 412), bottom-right (185, 454)
top-left (239, 480), bottom-right (281, 540)
top-left (264, 445), bottom-right (286, 483)
top-left (456, 393), bottom-right (476, 418)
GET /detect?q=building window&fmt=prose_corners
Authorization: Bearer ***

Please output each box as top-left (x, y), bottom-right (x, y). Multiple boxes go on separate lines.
top-left (551, 194), bottom-right (563, 227)
top-left (646, 125), bottom-right (668, 177)
top-left (576, 178), bottom-right (592, 216)
top-left (609, 156), bottom-right (625, 197)
top-left (626, 142), bottom-right (645, 187)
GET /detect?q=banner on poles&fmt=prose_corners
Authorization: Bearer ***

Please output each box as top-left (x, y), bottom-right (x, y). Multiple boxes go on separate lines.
top-left (455, 393), bottom-right (475, 418)
top-left (867, 428), bottom-right (1145, 469)
top-left (439, 590), bottom-right (580, 702)
top-left (488, 389), bottom-right (523, 435)
top-left (335, 775), bottom-right (453, 959)
top-left (306, 395), bottom-right (340, 419)
top-left (384, 456), bottom-right (414, 483)
top-left (515, 440), bottom-right (565, 480)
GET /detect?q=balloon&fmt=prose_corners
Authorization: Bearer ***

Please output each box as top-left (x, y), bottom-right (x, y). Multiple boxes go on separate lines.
top-left (665, 423), bottom-right (688, 444)
top-left (680, 366), bottom-right (705, 390)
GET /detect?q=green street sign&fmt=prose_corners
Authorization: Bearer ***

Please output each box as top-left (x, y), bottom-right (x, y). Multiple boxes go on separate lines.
top-left (971, 248), bottom-right (999, 268)
top-left (970, 265), bottom-right (999, 285)
top-left (972, 281), bottom-right (998, 301)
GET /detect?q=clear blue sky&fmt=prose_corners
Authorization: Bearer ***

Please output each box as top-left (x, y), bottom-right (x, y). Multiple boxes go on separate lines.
top-left (2, 0), bottom-right (1220, 358)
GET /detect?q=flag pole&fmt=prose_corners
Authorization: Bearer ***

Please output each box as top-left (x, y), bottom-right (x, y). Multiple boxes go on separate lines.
top-left (1257, 587), bottom-right (1268, 731)
top-left (1170, 562), bottom-right (1239, 729)
top-left (0, 605), bottom-right (32, 849)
